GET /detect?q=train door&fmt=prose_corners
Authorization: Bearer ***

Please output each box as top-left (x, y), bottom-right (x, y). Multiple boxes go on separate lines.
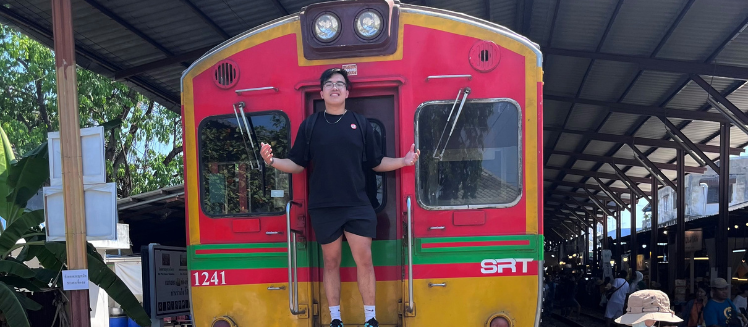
top-left (308, 92), bottom-right (401, 326)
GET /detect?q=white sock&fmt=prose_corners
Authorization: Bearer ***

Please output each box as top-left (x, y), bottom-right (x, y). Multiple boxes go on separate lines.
top-left (330, 305), bottom-right (341, 321)
top-left (364, 305), bottom-right (376, 322)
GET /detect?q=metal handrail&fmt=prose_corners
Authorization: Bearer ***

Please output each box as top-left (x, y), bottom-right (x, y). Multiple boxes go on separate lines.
top-left (406, 196), bottom-right (415, 313)
top-left (286, 201), bottom-right (305, 315)
top-left (235, 86), bottom-right (278, 94)
top-left (425, 74), bottom-right (472, 82)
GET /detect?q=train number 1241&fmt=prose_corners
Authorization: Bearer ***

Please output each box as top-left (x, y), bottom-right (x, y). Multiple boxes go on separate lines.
top-left (193, 271), bottom-right (226, 286)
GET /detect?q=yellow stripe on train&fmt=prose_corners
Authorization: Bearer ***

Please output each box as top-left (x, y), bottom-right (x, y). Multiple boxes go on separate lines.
top-left (190, 276), bottom-right (537, 327)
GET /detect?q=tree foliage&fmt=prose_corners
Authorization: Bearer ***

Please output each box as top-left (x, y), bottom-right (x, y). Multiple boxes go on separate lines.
top-left (0, 24), bottom-right (182, 197)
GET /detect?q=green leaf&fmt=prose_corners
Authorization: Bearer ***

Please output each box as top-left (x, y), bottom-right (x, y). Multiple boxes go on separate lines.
top-left (87, 241), bottom-right (104, 263)
top-left (14, 291), bottom-right (42, 311)
top-left (0, 281), bottom-right (30, 327)
top-left (45, 242), bottom-right (151, 327)
top-left (0, 124), bottom-right (18, 222)
top-left (101, 118), bottom-right (123, 132)
top-left (32, 268), bottom-right (60, 287)
top-left (0, 260), bottom-right (35, 278)
top-left (0, 276), bottom-right (41, 292)
top-left (31, 244), bottom-right (63, 273)
top-left (5, 142), bottom-right (48, 220)
top-left (0, 210), bottom-right (44, 256)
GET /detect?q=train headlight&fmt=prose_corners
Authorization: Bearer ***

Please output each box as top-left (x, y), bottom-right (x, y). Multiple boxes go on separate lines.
top-left (487, 313), bottom-right (513, 327)
top-left (355, 9), bottom-right (383, 39)
top-left (314, 13), bottom-right (340, 42)
top-left (211, 316), bottom-right (237, 327)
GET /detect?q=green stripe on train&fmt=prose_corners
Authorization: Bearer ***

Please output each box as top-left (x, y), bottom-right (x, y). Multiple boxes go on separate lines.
top-left (188, 235), bottom-right (544, 270)
top-left (189, 240), bottom-right (401, 270)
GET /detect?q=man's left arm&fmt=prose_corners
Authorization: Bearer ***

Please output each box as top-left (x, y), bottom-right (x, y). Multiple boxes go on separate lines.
top-left (373, 144), bottom-right (420, 172)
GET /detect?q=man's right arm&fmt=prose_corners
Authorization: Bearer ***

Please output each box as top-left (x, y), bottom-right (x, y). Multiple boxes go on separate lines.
top-left (270, 158), bottom-right (304, 174)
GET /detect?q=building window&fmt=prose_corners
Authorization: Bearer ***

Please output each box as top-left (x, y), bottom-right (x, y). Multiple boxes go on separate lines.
top-left (701, 177), bottom-right (736, 204)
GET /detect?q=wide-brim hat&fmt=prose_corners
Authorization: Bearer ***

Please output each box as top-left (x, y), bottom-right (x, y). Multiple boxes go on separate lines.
top-left (615, 290), bottom-right (683, 325)
top-left (711, 278), bottom-right (729, 289)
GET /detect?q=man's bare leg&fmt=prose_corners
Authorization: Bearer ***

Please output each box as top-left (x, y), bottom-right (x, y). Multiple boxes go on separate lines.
top-left (321, 235), bottom-right (344, 307)
top-left (345, 231), bottom-right (376, 305)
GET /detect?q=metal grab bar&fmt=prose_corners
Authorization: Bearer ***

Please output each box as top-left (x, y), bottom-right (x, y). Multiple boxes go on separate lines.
top-left (425, 74), bottom-right (472, 82)
top-left (235, 86), bottom-right (278, 94)
top-left (286, 201), bottom-right (305, 315)
top-left (406, 196), bottom-right (415, 313)
top-left (428, 226), bottom-right (445, 230)
top-left (428, 283), bottom-right (447, 287)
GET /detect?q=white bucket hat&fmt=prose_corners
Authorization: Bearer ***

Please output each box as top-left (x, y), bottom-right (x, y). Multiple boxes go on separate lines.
top-left (614, 290), bottom-right (683, 325)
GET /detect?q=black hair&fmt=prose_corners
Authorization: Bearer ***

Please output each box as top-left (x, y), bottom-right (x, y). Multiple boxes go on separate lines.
top-left (741, 283), bottom-right (748, 293)
top-left (617, 270), bottom-right (628, 278)
top-left (320, 68), bottom-right (352, 90)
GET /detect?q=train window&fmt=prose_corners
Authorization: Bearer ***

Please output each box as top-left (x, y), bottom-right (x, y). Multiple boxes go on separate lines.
top-left (368, 119), bottom-right (386, 213)
top-left (416, 99), bottom-right (521, 209)
top-left (199, 112), bottom-right (291, 217)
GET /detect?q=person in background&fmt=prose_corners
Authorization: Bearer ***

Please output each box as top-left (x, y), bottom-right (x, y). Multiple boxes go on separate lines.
top-left (615, 290), bottom-right (683, 327)
top-left (605, 270), bottom-right (630, 327)
top-left (561, 273), bottom-right (581, 319)
top-left (703, 278), bottom-right (747, 327)
top-left (629, 271), bottom-right (646, 294)
top-left (678, 286), bottom-right (708, 327)
top-left (601, 277), bottom-right (612, 308)
top-left (732, 284), bottom-right (748, 317)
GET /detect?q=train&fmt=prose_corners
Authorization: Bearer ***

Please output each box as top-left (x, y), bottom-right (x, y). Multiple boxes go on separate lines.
top-left (180, 0), bottom-right (544, 326)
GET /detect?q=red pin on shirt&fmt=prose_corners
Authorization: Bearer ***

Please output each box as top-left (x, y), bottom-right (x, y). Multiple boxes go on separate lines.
top-left (351, 124), bottom-right (357, 129)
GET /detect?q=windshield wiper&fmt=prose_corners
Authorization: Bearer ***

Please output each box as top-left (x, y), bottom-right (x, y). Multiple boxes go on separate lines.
top-left (235, 102), bottom-right (268, 196)
top-left (236, 101), bottom-right (262, 169)
top-left (233, 103), bottom-right (256, 169)
top-left (433, 87), bottom-right (471, 160)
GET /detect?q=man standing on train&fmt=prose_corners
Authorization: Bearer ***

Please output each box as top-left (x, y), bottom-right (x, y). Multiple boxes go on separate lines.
top-left (259, 68), bottom-right (420, 327)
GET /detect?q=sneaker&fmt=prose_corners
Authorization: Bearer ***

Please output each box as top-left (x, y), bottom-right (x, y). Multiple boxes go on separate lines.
top-left (330, 319), bottom-right (344, 327)
top-left (364, 318), bottom-right (379, 327)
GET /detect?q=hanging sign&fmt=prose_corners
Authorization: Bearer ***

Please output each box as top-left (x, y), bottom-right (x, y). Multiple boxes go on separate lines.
top-left (685, 230), bottom-right (703, 253)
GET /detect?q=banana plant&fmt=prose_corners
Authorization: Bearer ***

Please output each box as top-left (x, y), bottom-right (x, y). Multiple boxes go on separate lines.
top-left (0, 127), bottom-right (151, 327)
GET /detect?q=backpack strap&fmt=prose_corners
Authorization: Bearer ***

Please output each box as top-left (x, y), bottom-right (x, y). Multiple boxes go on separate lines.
top-left (304, 112), bottom-right (321, 162)
top-left (350, 111), bottom-right (368, 162)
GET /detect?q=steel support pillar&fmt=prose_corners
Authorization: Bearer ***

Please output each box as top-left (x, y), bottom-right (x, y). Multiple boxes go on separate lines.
top-left (51, 0), bottom-right (91, 326)
top-left (717, 123), bottom-right (730, 279)
top-left (616, 206), bottom-right (622, 266)
top-left (676, 149), bottom-right (686, 279)
top-left (603, 210), bottom-right (608, 250)
top-left (584, 223), bottom-right (589, 268)
top-left (630, 192), bottom-right (637, 272)
top-left (650, 175), bottom-right (659, 286)
top-left (593, 211), bottom-right (599, 273)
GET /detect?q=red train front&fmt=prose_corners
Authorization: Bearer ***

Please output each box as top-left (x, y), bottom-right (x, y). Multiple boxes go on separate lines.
top-left (181, 1), bottom-right (544, 326)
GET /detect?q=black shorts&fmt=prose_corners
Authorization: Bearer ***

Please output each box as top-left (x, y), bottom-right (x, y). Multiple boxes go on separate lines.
top-left (308, 205), bottom-right (377, 244)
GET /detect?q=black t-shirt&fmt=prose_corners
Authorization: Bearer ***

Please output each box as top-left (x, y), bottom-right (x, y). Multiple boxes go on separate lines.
top-left (287, 112), bottom-right (384, 209)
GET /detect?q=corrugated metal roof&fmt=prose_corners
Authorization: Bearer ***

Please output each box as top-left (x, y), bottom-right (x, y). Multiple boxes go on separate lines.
top-left (564, 104), bottom-right (605, 131)
top-left (550, 0), bottom-right (618, 50)
top-left (656, 0), bottom-right (748, 61)
top-left (543, 55), bottom-right (591, 96)
top-left (599, 0), bottom-right (686, 56)
top-left (2, 0), bottom-right (747, 235)
top-left (622, 71), bottom-right (684, 106)
top-left (578, 60), bottom-right (639, 102)
top-left (598, 112), bottom-right (640, 135)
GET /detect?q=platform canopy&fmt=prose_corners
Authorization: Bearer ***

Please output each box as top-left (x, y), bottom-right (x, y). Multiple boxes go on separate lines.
top-left (3, 0), bottom-right (748, 237)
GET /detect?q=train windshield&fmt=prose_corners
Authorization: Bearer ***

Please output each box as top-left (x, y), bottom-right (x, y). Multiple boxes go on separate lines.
top-left (416, 99), bottom-right (521, 208)
top-left (199, 112), bottom-right (291, 217)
